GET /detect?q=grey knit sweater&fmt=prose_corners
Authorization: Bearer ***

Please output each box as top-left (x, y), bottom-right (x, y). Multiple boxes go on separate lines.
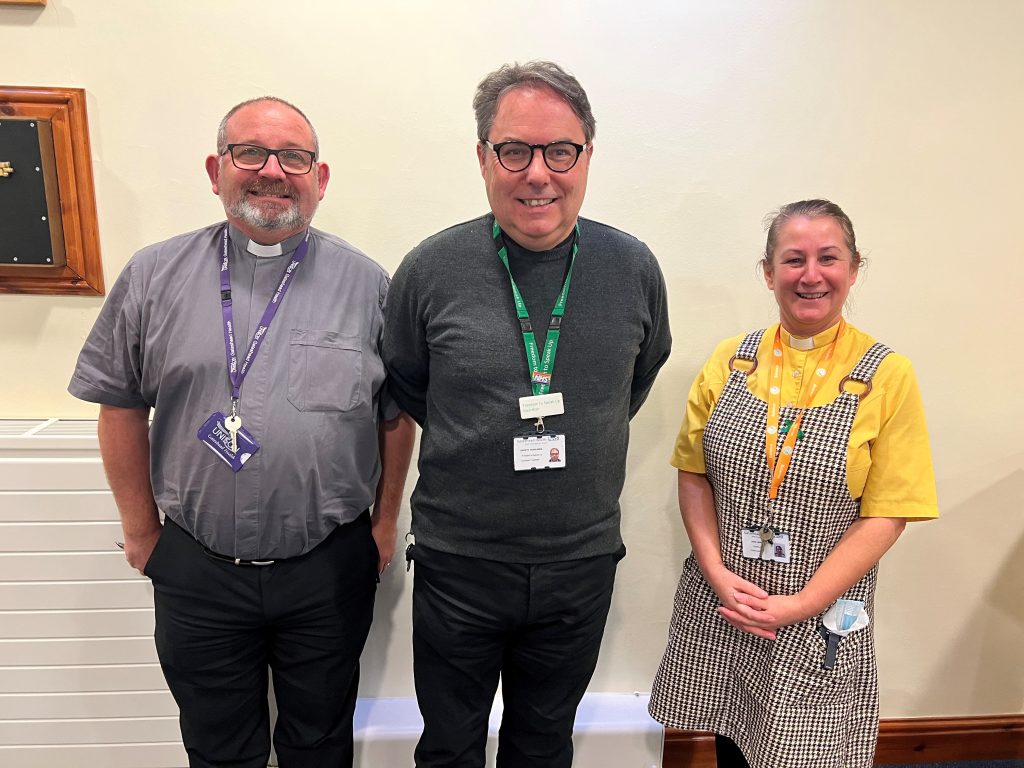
top-left (383, 214), bottom-right (671, 562)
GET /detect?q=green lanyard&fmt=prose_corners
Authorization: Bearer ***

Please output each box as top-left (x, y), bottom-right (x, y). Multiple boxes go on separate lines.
top-left (493, 219), bottom-right (579, 396)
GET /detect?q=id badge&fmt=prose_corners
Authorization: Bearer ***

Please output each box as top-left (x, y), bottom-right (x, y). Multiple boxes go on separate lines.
top-left (197, 412), bottom-right (260, 473)
top-left (512, 432), bottom-right (566, 471)
top-left (770, 531), bottom-right (791, 563)
top-left (740, 527), bottom-right (791, 562)
top-left (741, 527), bottom-right (766, 559)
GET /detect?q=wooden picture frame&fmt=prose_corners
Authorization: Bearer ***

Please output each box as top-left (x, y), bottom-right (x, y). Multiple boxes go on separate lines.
top-left (0, 86), bottom-right (103, 295)
top-left (0, 1), bottom-right (47, 6)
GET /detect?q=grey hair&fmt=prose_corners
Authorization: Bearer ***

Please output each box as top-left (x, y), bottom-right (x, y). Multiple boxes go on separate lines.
top-left (762, 199), bottom-right (862, 269)
top-left (215, 96), bottom-right (319, 157)
top-left (473, 61), bottom-right (596, 143)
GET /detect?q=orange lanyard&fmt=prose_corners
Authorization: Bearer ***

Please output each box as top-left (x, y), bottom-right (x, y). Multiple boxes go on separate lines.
top-left (765, 319), bottom-right (845, 501)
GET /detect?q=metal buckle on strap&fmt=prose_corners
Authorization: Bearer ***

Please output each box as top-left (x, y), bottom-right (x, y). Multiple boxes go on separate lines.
top-left (839, 375), bottom-right (872, 400)
top-left (728, 354), bottom-right (758, 374)
top-left (201, 545), bottom-right (276, 567)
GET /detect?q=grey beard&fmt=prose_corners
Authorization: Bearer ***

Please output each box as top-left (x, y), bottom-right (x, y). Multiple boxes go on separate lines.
top-left (223, 196), bottom-right (311, 233)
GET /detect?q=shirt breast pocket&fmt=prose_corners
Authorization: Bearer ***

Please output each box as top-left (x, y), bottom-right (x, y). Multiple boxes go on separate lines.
top-left (288, 329), bottom-right (363, 412)
top-left (847, 453), bottom-right (871, 500)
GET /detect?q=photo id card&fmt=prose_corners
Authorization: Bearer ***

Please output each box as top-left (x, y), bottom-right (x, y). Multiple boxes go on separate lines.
top-left (513, 432), bottom-right (566, 471)
top-left (740, 527), bottom-right (791, 562)
top-left (741, 527), bottom-right (768, 560)
top-left (197, 412), bottom-right (260, 473)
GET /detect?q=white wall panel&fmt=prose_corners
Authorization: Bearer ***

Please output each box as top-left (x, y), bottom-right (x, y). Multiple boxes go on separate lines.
top-left (0, 580), bottom-right (152, 610)
top-left (0, 459), bottom-right (107, 491)
top-left (0, 743), bottom-right (188, 768)
top-left (0, 664), bottom-right (167, 693)
top-left (1, 522), bottom-right (124, 552)
top-left (0, 492), bottom-right (117, 522)
top-left (0, 553), bottom-right (140, 581)
top-left (0, 637), bottom-right (156, 665)
top-left (0, 609), bottom-right (154, 639)
top-left (0, 692), bottom-right (178, 720)
top-left (0, 717), bottom-right (180, 745)
top-left (0, 426), bottom-right (180, 768)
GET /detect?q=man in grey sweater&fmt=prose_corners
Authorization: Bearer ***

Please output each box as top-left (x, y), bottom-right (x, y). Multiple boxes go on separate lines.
top-left (383, 61), bottom-right (671, 768)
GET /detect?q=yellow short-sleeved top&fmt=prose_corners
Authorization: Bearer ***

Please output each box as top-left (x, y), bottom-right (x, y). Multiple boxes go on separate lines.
top-left (671, 321), bottom-right (938, 521)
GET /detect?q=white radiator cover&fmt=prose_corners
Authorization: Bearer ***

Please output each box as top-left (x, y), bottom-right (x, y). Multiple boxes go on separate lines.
top-left (0, 420), bottom-right (663, 767)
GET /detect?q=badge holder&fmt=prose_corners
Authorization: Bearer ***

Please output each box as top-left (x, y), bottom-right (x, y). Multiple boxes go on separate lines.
top-left (740, 526), bottom-right (791, 563)
top-left (513, 416), bottom-right (566, 471)
top-left (197, 412), bottom-right (260, 473)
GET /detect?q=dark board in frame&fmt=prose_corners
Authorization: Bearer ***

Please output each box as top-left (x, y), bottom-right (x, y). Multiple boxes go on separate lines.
top-left (0, 86), bottom-right (103, 296)
top-left (1, 117), bottom-right (67, 268)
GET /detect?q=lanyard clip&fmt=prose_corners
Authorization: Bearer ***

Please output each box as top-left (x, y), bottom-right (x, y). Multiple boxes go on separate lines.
top-left (535, 417), bottom-right (545, 434)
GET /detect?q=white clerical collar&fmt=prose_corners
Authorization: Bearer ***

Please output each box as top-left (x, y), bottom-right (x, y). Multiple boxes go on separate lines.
top-left (247, 240), bottom-right (283, 258)
top-left (227, 224), bottom-right (307, 258)
top-left (780, 321), bottom-right (842, 351)
top-left (789, 334), bottom-right (816, 351)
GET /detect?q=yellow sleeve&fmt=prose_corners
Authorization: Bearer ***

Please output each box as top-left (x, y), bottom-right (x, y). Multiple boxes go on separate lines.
top-left (670, 337), bottom-right (737, 474)
top-left (859, 358), bottom-right (939, 521)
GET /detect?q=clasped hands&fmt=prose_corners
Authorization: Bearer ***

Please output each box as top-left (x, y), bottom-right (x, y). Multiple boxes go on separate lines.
top-left (705, 563), bottom-right (812, 641)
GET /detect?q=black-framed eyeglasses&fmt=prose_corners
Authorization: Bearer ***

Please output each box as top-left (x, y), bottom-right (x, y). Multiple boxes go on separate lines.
top-left (483, 140), bottom-right (588, 173)
top-left (223, 143), bottom-right (317, 175)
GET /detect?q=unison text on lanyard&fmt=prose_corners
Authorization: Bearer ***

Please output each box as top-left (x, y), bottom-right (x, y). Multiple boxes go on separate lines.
top-left (219, 225), bottom-right (310, 422)
top-left (764, 318), bottom-right (845, 506)
top-left (493, 219), bottom-right (579, 397)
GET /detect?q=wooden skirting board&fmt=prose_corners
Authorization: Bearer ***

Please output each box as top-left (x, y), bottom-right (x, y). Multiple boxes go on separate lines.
top-left (663, 715), bottom-right (1024, 767)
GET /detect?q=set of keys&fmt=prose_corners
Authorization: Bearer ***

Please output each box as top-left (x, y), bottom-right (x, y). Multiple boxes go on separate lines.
top-left (740, 524), bottom-right (790, 563)
top-left (224, 400), bottom-right (242, 455)
top-left (758, 526), bottom-right (775, 558)
top-left (196, 403), bottom-right (259, 472)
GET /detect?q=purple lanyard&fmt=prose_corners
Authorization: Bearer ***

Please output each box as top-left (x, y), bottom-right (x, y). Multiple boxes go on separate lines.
top-left (219, 225), bottom-right (310, 402)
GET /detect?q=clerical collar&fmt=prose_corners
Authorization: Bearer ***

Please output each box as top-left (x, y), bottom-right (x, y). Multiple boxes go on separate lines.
top-left (780, 320), bottom-right (842, 351)
top-left (248, 240), bottom-right (282, 257)
top-left (228, 224), bottom-right (307, 258)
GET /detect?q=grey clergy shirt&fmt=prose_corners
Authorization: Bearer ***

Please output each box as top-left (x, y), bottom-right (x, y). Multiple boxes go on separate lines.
top-left (70, 222), bottom-right (395, 559)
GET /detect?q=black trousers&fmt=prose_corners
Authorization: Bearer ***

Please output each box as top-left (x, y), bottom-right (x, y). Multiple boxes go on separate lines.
top-left (715, 734), bottom-right (751, 768)
top-left (146, 514), bottom-right (378, 768)
top-left (410, 545), bottom-right (620, 768)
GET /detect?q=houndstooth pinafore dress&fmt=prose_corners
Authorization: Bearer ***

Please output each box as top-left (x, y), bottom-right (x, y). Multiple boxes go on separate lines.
top-left (649, 329), bottom-right (893, 768)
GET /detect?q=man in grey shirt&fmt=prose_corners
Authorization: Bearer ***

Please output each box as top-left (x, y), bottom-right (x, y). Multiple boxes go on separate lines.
top-left (69, 96), bottom-right (414, 768)
top-left (384, 62), bottom-right (671, 767)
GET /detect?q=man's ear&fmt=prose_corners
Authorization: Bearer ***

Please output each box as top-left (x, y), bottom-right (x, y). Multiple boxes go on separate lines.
top-left (205, 154), bottom-right (221, 195)
top-left (476, 141), bottom-right (487, 177)
top-left (315, 161), bottom-right (330, 200)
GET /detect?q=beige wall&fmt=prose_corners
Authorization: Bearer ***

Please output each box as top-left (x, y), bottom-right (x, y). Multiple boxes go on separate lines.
top-left (2, 0), bottom-right (1021, 718)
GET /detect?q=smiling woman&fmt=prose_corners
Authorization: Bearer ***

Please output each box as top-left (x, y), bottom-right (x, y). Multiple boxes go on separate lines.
top-left (649, 200), bottom-right (939, 768)
top-left (763, 200), bottom-right (862, 338)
